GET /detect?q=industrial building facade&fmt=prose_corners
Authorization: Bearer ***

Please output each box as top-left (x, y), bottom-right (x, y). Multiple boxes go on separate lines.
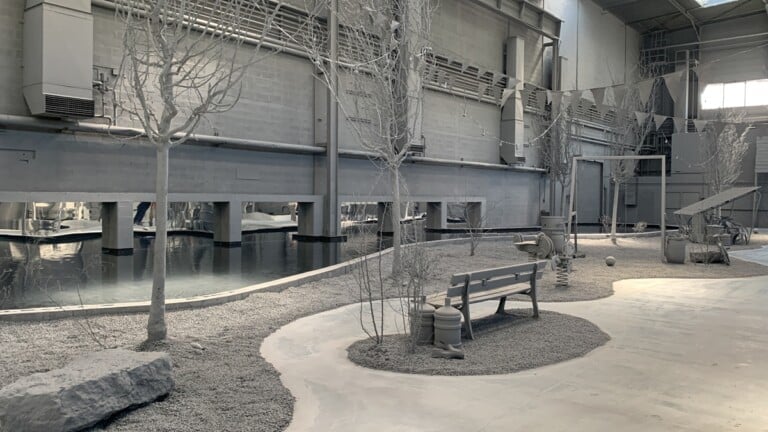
top-left (1, 0), bottom-right (767, 244)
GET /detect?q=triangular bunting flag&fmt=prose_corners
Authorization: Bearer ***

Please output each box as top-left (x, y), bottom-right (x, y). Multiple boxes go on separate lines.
top-left (597, 103), bottom-right (611, 119)
top-left (546, 90), bottom-right (553, 105)
top-left (635, 111), bottom-right (650, 125)
top-left (602, 86), bottom-right (616, 107)
top-left (673, 118), bottom-right (687, 133)
top-left (551, 92), bottom-right (563, 113)
top-left (536, 90), bottom-right (547, 111)
top-left (636, 79), bottom-right (655, 106)
top-left (591, 88), bottom-right (606, 106)
top-left (693, 119), bottom-right (709, 132)
top-left (611, 85), bottom-right (627, 107)
top-left (500, 88), bottom-right (516, 107)
top-left (653, 115), bottom-right (668, 131)
top-left (663, 71), bottom-right (686, 105)
top-left (569, 90), bottom-right (582, 111)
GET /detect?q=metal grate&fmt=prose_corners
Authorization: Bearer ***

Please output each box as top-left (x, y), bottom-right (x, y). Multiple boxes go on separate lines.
top-left (44, 95), bottom-right (95, 118)
top-left (100, 0), bottom-right (516, 108)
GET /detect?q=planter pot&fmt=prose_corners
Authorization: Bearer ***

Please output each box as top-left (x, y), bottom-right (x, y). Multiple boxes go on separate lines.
top-left (665, 235), bottom-right (687, 264)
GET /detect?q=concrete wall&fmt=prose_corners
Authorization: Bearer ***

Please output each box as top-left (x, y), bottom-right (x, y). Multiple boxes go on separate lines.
top-left (543, 0), bottom-right (641, 91)
top-left (0, 0), bottom-right (642, 229)
top-left (0, 129), bottom-right (544, 227)
top-left (0, 1), bottom-right (27, 116)
top-left (93, 6), bottom-right (317, 146)
top-left (422, 91), bottom-right (500, 163)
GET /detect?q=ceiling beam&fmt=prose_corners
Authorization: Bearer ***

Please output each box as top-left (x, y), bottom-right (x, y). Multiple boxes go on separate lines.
top-left (667, 0), bottom-right (701, 40)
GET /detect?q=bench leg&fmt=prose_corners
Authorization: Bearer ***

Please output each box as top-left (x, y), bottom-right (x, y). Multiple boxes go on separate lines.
top-left (495, 296), bottom-right (507, 314)
top-left (530, 288), bottom-right (539, 318)
top-left (462, 303), bottom-right (474, 340)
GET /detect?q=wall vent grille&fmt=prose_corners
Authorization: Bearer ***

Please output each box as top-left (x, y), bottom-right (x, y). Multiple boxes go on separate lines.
top-left (44, 95), bottom-right (95, 118)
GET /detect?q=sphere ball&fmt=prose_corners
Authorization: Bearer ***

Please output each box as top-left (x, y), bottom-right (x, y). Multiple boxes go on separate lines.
top-left (605, 256), bottom-right (616, 267)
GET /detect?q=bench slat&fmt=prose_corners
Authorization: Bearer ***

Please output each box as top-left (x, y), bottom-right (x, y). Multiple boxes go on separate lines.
top-left (427, 285), bottom-right (533, 308)
top-left (449, 260), bottom-right (549, 285)
top-left (446, 272), bottom-right (534, 297)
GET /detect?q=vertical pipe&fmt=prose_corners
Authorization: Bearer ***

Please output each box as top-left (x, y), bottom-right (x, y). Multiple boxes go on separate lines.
top-left (566, 157), bottom-right (578, 238)
top-left (684, 50), bottom-right (690, 122)
top-left (325, 0), bottom-right (339, 238)
top-left (660, 155), bottom-right (667, 262)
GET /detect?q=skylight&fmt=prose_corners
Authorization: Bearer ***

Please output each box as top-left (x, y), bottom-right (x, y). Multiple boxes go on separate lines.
top-left (694, 0), bottom-right (740, 8)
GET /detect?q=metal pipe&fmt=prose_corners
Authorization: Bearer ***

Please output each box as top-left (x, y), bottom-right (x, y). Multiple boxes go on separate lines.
top-left (325, 0), bottom-right (339, 238)
top-left (0, 115), bottom-right (546, 174)
top-left (640, 31), bottom-right (768, 51)
top-left (0, 115), bottom-right (324, 155)
top-left (666, 0), bottom-right (701, 42)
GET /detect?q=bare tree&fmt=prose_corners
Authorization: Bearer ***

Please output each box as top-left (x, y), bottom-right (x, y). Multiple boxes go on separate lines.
top-left (113, 0), bottom-right (303, 341)
top-left (534, 104), bottom-right (581, 217)
top-left (606, 81), bottom-right (659, 242)
top-left (702, 110), bottom-right (751, 196)
top-left (299, 0), bottom-right (435, 275)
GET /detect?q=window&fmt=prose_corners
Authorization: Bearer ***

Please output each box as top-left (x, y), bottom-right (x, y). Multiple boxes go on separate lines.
top-left (746, 79), bottom-right (768, 107)
top-left (722, 82), bottom-right (745, 108)
top-left (693, 0), bottom-right (739, 7)
top-left (701, 79), bottom-right (768, 110)
top-left (701, 83), bottom-right (723, 110)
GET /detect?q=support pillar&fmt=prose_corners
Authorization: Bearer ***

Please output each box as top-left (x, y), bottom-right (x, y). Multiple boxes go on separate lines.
top-left (101, 254), bottom-right (133, 284)
top-left (213, 246), bottom-right (242, 275)
top-left (323, 0), bottom-right (341, 240)
top-left (377, 202), bottom-right (394, 235)
top-left (213, 201), bottom-right (241, 247)
top-left (500, 36), bottom-right (525, 163)
top-left (426, 202), bottom-right (447, 231)
top-left (101, 202), bottom-right (133, 255)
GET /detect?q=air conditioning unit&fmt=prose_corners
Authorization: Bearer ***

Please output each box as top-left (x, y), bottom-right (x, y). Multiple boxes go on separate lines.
top-left (23, 0), bottom-right (94, 118)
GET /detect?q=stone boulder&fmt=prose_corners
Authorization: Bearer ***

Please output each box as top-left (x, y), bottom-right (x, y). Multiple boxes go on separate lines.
top-left (0, 350), bottom-right (174, 432)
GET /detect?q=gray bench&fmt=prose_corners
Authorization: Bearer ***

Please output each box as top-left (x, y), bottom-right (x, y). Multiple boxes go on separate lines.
top-left (426, 260), bottom-right (547, 340)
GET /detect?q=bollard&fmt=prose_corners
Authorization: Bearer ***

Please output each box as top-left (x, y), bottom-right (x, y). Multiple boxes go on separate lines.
top-left (434, 298), bottom-right (462, 347)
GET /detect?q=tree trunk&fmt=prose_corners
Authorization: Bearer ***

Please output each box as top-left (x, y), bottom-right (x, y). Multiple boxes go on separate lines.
top-left (610, 180), bottom-right (620, 243)
top-left (147, 145), bottom-right (169, 342)
top-left (391, 168), bottom-right (402, 276)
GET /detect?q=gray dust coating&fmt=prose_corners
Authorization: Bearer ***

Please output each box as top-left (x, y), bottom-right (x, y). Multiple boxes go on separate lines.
top-left (347, 310), bottom-right (610, 376)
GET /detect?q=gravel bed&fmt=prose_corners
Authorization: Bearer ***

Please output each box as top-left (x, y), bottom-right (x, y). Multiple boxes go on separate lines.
top-left (1, 235), bottom-right (767, 431)
top-left (347, 309), bottom-right (610, 375)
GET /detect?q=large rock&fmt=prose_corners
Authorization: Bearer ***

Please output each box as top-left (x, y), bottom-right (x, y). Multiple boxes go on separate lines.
top-left (0, 350), bottom-right (174, 432)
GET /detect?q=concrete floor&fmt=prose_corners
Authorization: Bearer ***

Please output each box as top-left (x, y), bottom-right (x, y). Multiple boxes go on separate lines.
top-left (261, 273), bottom-right (768, 431)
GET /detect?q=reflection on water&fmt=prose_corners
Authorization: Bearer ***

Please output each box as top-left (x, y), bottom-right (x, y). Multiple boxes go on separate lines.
top-left (0, 229), bottom-right (392, 309)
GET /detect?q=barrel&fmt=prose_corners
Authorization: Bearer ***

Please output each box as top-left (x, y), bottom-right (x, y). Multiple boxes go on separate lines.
top-left (434, 298), bottom-right (462, 347)
top-left (409, 298), bottom-right (435, 345)
top-left (541, 215), bottom-right (566, 254)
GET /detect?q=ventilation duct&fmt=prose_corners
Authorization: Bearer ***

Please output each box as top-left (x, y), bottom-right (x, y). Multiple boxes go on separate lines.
top-left (23, 0), bottom-right (94, 118)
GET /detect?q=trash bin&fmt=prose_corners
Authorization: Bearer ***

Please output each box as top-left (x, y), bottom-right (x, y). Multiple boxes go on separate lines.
top-left (665, 235), bottom-right (687, 264)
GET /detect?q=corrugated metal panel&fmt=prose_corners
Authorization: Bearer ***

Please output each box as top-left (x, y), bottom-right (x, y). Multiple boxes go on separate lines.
top-left (673, 186), bottom-right (760, 217)
top-left (756, 137), bottom-right (768, 174)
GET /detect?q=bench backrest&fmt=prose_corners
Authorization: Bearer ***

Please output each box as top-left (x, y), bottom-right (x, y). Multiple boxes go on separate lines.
top-left (447, 260), bottom-right (548, 297)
